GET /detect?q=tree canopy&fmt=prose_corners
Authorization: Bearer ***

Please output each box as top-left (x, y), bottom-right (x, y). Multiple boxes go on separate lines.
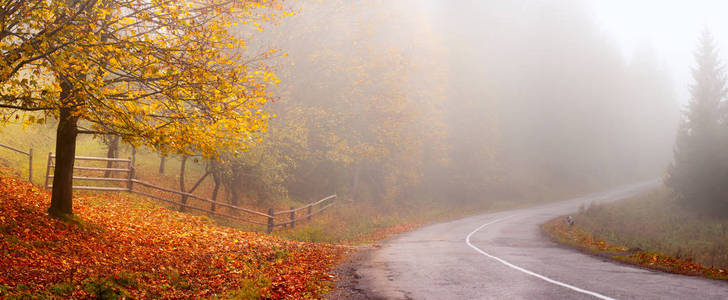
top-left (0, 0), bottom-right (285, 216)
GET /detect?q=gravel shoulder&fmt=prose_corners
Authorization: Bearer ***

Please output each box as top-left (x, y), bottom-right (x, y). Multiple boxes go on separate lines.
top-left (326, 244), bottom-right (385, 300)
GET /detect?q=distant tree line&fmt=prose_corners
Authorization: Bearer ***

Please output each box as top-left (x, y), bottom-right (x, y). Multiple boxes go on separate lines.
top-left (194, 0), bottom-right (680, 209)
top-left (430, 0), bottom-right (678, 204)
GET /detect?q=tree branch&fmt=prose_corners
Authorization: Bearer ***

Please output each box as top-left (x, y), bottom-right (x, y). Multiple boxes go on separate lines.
top-left (0, 103), bottom-right (54, 111)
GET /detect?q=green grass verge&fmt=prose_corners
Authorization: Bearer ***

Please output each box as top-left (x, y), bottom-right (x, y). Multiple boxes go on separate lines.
top-left (543, 186), bottom-right (728, 280)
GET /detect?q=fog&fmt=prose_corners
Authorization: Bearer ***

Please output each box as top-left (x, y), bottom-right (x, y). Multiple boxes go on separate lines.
top-left (237, 0), bottom-right (683, 207)
top-left (1, 1), bottom-right (724, 296)
top-left (415, 0), bottom-right (678, 202)
top-left (586, 0), bottom-right (728, 103)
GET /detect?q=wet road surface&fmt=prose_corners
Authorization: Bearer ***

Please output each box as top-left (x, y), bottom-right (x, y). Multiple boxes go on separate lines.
top-left (354, 182), bottom-right (728, 299)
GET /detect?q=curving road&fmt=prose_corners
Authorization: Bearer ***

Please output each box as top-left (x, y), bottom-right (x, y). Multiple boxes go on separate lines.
top-left (353, 182), bottom-right (728, 299)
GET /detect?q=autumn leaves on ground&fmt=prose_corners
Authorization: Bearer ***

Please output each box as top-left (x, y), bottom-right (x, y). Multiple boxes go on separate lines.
top-left (0, 173), bottom-right (344, 298)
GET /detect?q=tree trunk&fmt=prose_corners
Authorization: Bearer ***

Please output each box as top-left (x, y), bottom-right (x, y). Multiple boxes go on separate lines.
top-left (159, 155), bottom-right (166, 174)
top-left (131, 147), bottom-right (136, 176)
top-left (350, 163), bottom-right (362, 202)
top-left (230, 186), bottom-right (240, 206)
top-left (179, 155), bottom-right (188, 212)
top-left (208, 161), bottom-right (221, 211)
top-left (104, 135), bottom-right (119, 178)
top-left (48, 106), bottom-right (79, 218)
top-left (211, 180), bottom-right (220, 212)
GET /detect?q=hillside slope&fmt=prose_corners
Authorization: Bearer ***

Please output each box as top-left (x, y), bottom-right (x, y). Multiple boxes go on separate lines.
top-left (0, 173), bottom-right (344, 299)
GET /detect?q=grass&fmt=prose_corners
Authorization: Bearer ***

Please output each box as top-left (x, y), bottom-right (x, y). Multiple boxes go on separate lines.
top-left (543, 186), bottom-right (728, 280)
top-left (578, 187), bottom-right (728, 268)
top-left (0, 118), bottom-right (209, 188)
top-left (0, 120), bottom-right (269, 225)
top-left (276, 192), bottom-right (591, 244)
top-left (276, 203), bottom-right (426, 244)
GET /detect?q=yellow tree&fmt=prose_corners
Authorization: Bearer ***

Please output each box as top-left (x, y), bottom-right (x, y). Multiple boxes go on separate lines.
top-left (0, 0), bottom-right (284, 217)
top-left (0, 0), bottom-right (99, 90)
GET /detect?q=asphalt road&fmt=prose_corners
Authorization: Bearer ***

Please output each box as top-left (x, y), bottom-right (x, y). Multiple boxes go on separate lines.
top-left (354, 181), bottom-right (728, 299)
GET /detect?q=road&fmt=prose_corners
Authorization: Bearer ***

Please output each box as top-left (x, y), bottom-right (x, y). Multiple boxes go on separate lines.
top-left (352, 182), bottom-right (728, 299)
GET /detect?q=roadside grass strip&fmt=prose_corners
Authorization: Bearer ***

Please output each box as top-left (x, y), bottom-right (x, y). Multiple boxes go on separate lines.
top-left (543, 217), bottom-right (728, 281)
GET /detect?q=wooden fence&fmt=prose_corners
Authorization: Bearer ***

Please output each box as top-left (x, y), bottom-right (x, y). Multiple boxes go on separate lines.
top-left (45, 153), bottom-right (132, 192)
top-left (271, 195), bottom-right (337, 230)
top-left (0, 142), bottom-right (33, 184)
top-left (44, 153), bottom-right (336, 233)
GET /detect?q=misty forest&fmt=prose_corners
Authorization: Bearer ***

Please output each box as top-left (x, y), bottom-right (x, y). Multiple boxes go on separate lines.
top-left (1, 0), bottom-right (727, 299)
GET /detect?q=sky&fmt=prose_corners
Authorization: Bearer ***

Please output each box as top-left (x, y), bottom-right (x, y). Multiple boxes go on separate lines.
top-left (586, 0), bottom-right (728, 104)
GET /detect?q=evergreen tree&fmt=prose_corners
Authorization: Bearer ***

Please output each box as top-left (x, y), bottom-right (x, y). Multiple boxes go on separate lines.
top-left (667, 31), bottom-right (728, 214)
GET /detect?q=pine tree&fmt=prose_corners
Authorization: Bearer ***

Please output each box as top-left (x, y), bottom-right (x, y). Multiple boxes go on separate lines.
top-left (666, 31), bottom-right (728, 214)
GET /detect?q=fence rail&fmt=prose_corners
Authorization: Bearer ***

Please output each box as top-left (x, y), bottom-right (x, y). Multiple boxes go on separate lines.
top-left (48, 176), bottom-right (129, 182)
top-left (44, 152), bottom-right (133, 191)
top-left (0, 142), bottom-right (33, 184)
top-left (274, 194), bottom-right (337, 215)
top-left (48, 165), bottom-right (131, 172)
top-left (42, 153), bottom-right (336, 233)
top-left (275, 201), bottom-right (336, 227)
top-left (50, 154), bottom-right (131, 162)
top-left (130, 179), bottom-right (273, 218)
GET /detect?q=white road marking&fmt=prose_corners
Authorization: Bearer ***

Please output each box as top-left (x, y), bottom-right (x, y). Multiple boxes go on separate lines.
top-left (465, 216), bottom-right (616, 300)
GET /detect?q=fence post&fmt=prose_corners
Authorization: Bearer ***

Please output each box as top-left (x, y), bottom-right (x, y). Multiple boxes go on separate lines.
top-left (44, 152), bottom-right (52, 189)
top-left (127, 158), bottom-right (134, 192)
top-left (307, 206), bottom-right (312, 221)
top-left (290, 206), bottom-right (295, 228)
top-left (28, 148), bottom-right (33, 184)
top-left (267, 208), bottom-right (274, 234)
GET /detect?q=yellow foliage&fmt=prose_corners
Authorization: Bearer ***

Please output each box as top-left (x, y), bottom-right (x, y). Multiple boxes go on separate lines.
top-left (0, 0), bottom-right (289, 158)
